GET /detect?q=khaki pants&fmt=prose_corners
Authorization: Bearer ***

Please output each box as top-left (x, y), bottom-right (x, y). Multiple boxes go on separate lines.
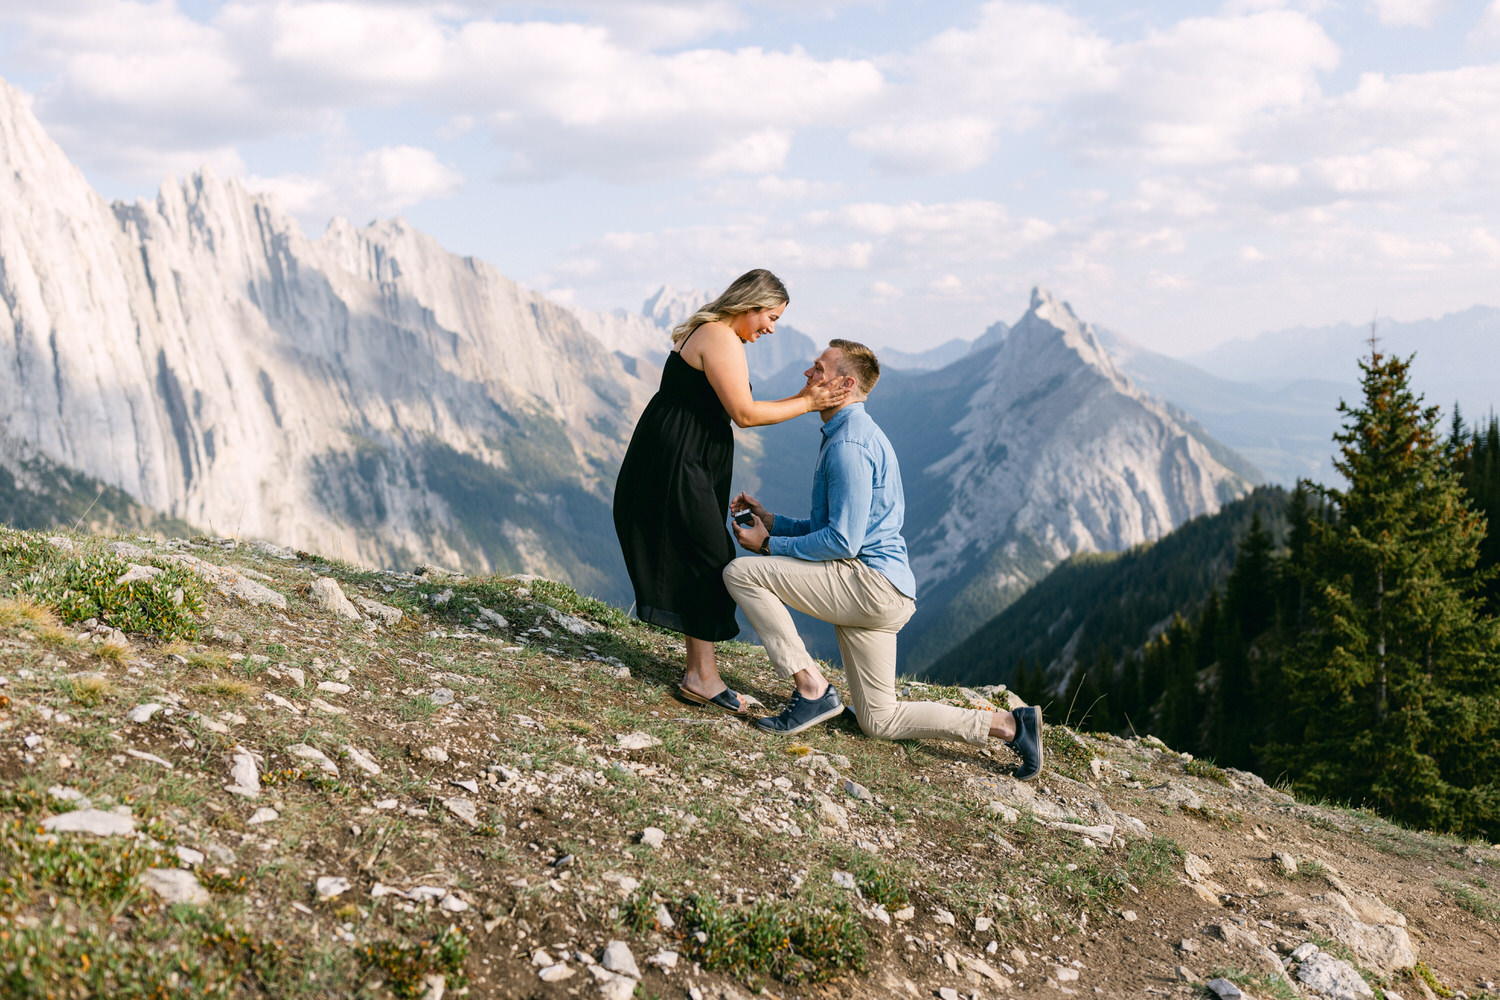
top-left (722, 556), bottom-right (990, 746)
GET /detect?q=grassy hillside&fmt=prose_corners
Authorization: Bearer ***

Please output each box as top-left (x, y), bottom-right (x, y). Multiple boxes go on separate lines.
top-left (2, 523), bottom-right (1497, 999)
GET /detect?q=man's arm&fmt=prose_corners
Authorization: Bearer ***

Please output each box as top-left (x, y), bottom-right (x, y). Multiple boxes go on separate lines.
top-left (769, 441), bottom-right (874, 561)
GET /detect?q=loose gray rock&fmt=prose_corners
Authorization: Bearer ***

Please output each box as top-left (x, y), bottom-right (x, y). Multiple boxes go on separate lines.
top-left (1274, 851), bottom-right (1299, 876)
top-left (639, 827), bottom-right (666, 848)
top-left (140, 868), bottom-right (211, 905)
top-left (429, 688), bottom-right (455, 706)
top-left (117, 564), bottom-right (162, 585)
top-left (343, 744), bottom-right (381, 776)
top-left (310, 577), bottom-right (361, 620)
top-left (1296, 951), bottom-right (1374, 1000)
top-left (1205, 979), bottom-right (1243, 1000)
top-left (844, 778), bottom-right (873, 801)
top-left (248, 807), bottom-right (279, 825)
top-left (537, 964), bottom-right (574, 982)
top-left (420, 746), bottom-right (450, 763)
top-left (546, 606), bottom-right (603, 635)
top-left (316, 876), bottom-right (352, 900)
top-left (616, 731), bottom-right (662, 751)
top-left (1153, 781), bottom-right (1205, 810)
top-left (478, 607), bottom-right (508, 629)
top-left (444, 798), bottom-right (479, 828)
top-left (126, 703), bottom-right (164, 724)
top-left (226, 750), bottom-right (261, 798)
top-left (286, 743), bottom-right (339, 776)
top-left (41, 809), bottom-right (136, 836)
top-left (600, 940), bottom-right (641, 979)
top-left (354, 596), bottom-right (403, 626)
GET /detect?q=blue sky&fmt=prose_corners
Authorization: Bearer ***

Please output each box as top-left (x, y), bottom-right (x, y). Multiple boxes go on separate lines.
top-left (2, 0), bottom-right (1498, 356)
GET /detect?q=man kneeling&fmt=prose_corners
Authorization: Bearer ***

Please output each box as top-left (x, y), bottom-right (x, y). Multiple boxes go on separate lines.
top-left (726, 339), bottom-right (1043, 781)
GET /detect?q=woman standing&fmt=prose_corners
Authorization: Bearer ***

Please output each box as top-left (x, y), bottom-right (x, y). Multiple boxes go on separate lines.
top-left (614, 269), bottom-right (846, 713)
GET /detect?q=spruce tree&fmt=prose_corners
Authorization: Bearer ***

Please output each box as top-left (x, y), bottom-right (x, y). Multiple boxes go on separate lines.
top-left (1270, 345), bottom-right (1500, 837)
top-left (1211, 513), bottom-right (1275, 768)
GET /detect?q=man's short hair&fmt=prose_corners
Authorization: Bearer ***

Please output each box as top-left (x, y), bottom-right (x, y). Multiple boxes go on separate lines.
top-left (829, 339), bottom-right (880, 395)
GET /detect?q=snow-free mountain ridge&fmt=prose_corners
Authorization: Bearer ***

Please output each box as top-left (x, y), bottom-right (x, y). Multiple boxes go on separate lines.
top-left (2, 74), bottom-right (1251, 674)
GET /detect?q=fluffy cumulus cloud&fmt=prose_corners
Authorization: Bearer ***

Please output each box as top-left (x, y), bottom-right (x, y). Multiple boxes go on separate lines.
top-left (1477, 1), bottom-right (1500, 45)
top-left (1368, 0), bottom-right (1444, 27)
top-left (250, 145), bottom-right (464, 221)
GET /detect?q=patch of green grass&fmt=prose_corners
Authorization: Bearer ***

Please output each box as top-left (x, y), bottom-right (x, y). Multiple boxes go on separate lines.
top-left (1205, 966), bottom-right (1298, 1000)
top-left (1287, 858), bottom-right (1329, 881)
top-left (68, 673), bottom-right (113, 707)
top-left (1436, 879), bottom-right (1500, 922)
top-left (0, 819), bottom-right (175, 907)
top-left (683, 893), bottom-right (866, 986)
top-left (360, 925), bottom-right (469, 999)
top-left (1042, 725), bottom-right (1095, 780)
top-left (0, 911), bottom-right (295, 999)
top-left (1185, 758), bottom-right (1232, 785)
top-left (1411, 960), bottom-right (1455, 998)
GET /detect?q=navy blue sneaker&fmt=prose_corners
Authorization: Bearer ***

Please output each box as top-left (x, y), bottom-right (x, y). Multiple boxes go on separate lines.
top-left (754, 685), bottom-right (844, 735)
top-left (1007, 705), bottom-right (1044, 782)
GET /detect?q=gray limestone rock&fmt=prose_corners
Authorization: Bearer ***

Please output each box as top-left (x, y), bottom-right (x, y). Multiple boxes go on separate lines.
top-left (41, 809), bottom-right (136, 836)
top-left (600, 940), bottom-right (641, 979)
top-left (310, 577), bottom-right (361, 621)
top-left (1296, 951), bottom-right (1375, 1000)
top-left (286, 743), bottom-right (339, 776)
top-left (140, 868), bottom-right (211, 905)
top-left (354, 596), bottom-right (403, 626)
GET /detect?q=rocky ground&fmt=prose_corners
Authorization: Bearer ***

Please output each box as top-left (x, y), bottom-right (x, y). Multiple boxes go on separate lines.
top-left (1, 526), bottom-right (1498, 1000)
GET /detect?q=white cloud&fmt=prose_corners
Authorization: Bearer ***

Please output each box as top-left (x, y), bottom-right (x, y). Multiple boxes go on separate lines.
top-left (1068, 10), bottom-right (1340, 166)
top-left (1368, 0), bottom-right (1443, 27)
top-left (1475, 1), bottom-right (1500, 45)
top-left (849, 117), bottom-right (999, 175)
top-left (249, 145), bottom-right (462, 221)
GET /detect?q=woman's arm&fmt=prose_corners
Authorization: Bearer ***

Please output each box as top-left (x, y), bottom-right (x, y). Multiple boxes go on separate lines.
top-left (689, 323), bottom-right (845, 428)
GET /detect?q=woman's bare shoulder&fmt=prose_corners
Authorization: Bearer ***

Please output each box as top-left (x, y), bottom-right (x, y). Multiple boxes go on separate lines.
top-left (681, 321), bottom-right (740, 365)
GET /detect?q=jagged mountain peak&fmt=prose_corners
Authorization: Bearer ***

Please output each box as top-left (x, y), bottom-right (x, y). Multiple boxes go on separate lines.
top-left (642, 285), bottom-right (708, 331)
top-left (899, 289), bottom-right (1251, 670)
top-left (1003, 286), bottom-right (1127, 389)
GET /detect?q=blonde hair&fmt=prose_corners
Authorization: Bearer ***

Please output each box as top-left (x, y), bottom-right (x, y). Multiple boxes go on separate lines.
top-left (829, 338), bottom-right (881, 395)
top-left (670, 269), bottom-right (789, 347)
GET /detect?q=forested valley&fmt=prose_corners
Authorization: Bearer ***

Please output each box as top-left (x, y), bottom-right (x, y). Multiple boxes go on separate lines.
top-left (944, 346), bottom-right (1500, 839)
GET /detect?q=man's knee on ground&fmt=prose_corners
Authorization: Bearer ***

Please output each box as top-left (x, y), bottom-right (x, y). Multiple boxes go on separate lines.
top-left (855, 704), bottom-right (902, 742)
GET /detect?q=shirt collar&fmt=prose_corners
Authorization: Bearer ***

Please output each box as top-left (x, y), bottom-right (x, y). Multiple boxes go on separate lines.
top-left (820, 402), bottom-right (865, 439)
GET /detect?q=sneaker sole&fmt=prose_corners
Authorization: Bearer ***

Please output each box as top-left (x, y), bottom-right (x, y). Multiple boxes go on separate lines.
top-left (755, 702), bottom-right (846, 736)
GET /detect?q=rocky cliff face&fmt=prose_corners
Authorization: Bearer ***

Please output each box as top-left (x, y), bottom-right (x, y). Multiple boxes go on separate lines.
top-left (887, 289), bottom-right (1252, 671)
top-left (0, 77), bottom-right (655, 596)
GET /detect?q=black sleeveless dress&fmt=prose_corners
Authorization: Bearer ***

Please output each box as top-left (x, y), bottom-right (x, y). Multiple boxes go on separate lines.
top-left (613, 344), bottom-right (740, 641)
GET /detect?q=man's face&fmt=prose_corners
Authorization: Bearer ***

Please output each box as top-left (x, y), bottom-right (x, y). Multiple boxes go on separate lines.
top-left (804, 347), bottom-right (847, 391)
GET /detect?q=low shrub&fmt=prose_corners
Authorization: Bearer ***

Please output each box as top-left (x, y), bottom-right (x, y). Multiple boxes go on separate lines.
top-left (16, 552), bottom-right (204, 639)
top-left (684, 893), bottom-right (866, 985)
top-left (361, 925), bottom-right (469, 999)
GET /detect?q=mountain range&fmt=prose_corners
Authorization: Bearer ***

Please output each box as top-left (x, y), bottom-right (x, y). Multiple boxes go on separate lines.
top-left (3, 73), bottom-right (1252, 673)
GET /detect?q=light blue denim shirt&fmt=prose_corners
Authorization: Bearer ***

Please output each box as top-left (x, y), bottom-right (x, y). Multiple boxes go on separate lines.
top-left (768, 402), bottom-right (917, 599)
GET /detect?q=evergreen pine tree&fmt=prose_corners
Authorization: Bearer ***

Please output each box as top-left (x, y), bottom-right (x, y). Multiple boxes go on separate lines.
top-left (1213, 514), bottom-right (1277, 768)
top-left (1270, 345), bottom-right (1500, 837)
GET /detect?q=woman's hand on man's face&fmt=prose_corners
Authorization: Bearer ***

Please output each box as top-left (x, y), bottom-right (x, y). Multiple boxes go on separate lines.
top-left (803, 376), bottom-right (851, 411)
